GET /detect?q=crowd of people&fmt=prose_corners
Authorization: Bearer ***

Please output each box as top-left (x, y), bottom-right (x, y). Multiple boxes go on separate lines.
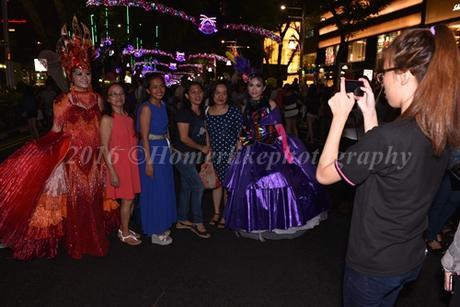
top-left (1, 18), bottom-right (460, 307)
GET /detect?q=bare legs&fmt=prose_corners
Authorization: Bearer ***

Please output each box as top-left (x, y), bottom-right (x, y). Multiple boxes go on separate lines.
top-left (119, 199), bottom-right (141, 245)
top-left (120, 199), bottom-right (134, 236)
top-left (211, 187), bottom-right (226, 227)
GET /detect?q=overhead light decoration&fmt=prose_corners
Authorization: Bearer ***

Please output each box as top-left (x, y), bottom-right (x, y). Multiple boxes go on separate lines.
top-left (198, 15), bottom-right (218, 35)
top-left (169, 63), bottom-right (177, 70)
top-left (176, 52), bottom-right (186, 62)
top-left (86, 0), bottom-right (281, 42)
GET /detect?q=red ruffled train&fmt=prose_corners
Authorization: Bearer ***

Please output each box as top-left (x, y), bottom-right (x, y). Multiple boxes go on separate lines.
top-left (0, 131), bottom-right (119, 260)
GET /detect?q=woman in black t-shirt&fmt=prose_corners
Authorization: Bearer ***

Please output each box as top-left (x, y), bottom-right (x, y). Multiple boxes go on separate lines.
top-left (317, 25), bottom-right (460, 306)
top-left (174, 82), bottom-right (211, 239)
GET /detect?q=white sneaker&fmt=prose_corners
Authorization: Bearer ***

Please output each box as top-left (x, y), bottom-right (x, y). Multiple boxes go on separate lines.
top-left (151, 234), bottom-right (173, 246)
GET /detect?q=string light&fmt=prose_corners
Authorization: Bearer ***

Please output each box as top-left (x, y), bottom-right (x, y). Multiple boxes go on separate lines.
top-left (86, 0), bottom-right (281, 42)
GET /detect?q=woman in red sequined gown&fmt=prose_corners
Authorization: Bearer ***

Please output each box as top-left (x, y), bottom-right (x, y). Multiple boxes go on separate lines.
top-left (0, 19), bottom-right (118, 260)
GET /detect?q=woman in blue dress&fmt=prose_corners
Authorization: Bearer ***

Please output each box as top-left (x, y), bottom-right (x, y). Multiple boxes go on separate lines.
top-left (206, 81), bottom-right (242, 227)
top-left (137, 74), bottom-right (176, 245)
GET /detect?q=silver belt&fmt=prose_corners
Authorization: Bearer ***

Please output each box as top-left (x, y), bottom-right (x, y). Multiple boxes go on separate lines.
top-left (148, 133), bottom-right (168, 140)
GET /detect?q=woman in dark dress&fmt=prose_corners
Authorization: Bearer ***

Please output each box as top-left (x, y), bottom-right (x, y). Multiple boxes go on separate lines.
top-left (206, 81), bottom-right (242, 227)
top-left (224, 74), bottom-right (329, 240)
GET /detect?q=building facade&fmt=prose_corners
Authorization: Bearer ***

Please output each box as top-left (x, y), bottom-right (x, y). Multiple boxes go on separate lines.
top-left (316, 0), bottom-right (460, 85)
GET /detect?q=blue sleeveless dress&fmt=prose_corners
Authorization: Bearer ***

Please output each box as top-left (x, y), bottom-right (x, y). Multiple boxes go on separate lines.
top-left (137, 101), bottom-right (177, 235)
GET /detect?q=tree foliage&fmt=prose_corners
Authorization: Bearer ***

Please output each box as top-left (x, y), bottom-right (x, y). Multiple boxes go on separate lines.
top-left (320, 0), bottom-right (392, 39)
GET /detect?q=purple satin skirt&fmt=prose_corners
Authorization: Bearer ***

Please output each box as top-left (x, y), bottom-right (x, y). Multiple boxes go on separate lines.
top-left (224, 136), bottom-right (329, 232)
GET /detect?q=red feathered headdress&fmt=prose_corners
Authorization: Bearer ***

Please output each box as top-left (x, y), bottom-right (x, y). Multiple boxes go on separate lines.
top-left (56, 16), bottom-right (94, 79)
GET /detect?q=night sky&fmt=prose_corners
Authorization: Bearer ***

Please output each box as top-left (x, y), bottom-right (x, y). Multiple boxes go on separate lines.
top-left (3, 0), bottom-right (304, 67)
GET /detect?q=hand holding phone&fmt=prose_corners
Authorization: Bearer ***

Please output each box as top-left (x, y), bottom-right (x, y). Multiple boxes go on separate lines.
top-left (327, 78), bottom-right (355, 119)
top-left (445, 270), bottom-right (456, 293)
top-left (345, 79), bottom-right (365, 97)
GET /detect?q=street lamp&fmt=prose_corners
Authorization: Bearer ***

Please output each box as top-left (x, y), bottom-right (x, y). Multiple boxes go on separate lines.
top-left (280, 4), bottom-right (287, 10)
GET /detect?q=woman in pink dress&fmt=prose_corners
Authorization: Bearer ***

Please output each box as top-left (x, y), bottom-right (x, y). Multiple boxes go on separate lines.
top-left (100, 83), bottom-right (141, 246)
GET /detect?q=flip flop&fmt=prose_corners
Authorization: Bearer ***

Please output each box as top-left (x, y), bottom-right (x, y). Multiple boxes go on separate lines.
top-left (190, 225), bottom-right (211, 239)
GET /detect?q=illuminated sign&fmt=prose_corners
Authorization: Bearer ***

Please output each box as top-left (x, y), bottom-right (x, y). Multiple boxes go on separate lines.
top-left (426, 0), bottom-right (460, 24)
top-left (1, 19), bottom-right (27, 24)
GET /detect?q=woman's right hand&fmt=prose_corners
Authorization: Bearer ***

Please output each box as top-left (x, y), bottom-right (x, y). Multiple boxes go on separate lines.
top-left (110, 170), bottom-right (120, 187)
top-left (145, 163), bottom-right (154, 177)
top-left (328, 78), bottom-right (355, 120)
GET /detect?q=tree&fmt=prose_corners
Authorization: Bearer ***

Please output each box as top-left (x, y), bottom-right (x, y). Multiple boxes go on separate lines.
top-left (318, 0), bottom-right (392, 78)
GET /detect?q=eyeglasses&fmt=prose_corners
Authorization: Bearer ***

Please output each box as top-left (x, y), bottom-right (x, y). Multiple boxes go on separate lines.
top-left (376, 67), bottom-right (401, 84)
top-left (108, 92), bottom-right (124, 97)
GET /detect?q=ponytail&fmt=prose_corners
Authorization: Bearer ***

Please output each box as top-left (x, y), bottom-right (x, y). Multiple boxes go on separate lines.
top-left (387, 25), bottom-right (460, 155)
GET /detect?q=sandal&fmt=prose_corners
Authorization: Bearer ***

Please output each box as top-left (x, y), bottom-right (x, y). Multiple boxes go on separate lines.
top-left (151, 234), bottom-right (173, 246)
top-left (119, 233), bottom-right (142, 246)
top-left (209, 213), bottom-right (221, 226)
top-left (217, 218), bottom-right (225, 229)
top-left (190, 224), bottom-right (211, 239)
top-left (118, 229), bottom-right (141, 239)
top-left (176, 220), bottom-right (193, 229)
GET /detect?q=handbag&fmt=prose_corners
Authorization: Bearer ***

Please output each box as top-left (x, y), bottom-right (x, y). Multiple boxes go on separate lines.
top-left (199, 158), bottom-right (221, 190)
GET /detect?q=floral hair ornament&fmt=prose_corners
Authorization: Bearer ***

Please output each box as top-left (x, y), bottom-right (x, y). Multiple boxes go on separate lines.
top-left (57, 16), bottom-right (94, 79)
top-left (429, 26), bottom-right (436, 36)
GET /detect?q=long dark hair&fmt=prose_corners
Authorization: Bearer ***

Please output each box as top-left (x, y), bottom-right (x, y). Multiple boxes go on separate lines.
top-left (144, 73), bottom-right (166, 94)
top-left (182, 81), bottom-right (205, 112)
top-left (209, 80), bottom-right (231, 106)
top-left (103, 83), bottom-right (130, 117)
top-left (384, 25), bottom-right (460, 155)
top-left (245, 73), bottom-right (268, 110)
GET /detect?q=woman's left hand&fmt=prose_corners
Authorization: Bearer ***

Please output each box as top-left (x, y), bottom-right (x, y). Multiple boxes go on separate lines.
top-left (355, 78), bottom-right (377, 117)
top-left (444, 271), bottom-right (454, 292)
top-left (328, 78), bottom-right (355, 120)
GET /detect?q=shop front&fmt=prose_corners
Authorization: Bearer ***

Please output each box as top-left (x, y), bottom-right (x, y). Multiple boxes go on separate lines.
top-left (425, 0), bottom-right (460, 44)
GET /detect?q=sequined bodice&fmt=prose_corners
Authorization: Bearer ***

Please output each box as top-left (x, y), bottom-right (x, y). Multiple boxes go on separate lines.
top-left (240, 99), bottom-right (278, 145)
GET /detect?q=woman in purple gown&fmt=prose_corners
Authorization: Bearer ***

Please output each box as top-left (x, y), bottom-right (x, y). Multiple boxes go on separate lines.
top-left (224, 74), bottom-right (329, 240)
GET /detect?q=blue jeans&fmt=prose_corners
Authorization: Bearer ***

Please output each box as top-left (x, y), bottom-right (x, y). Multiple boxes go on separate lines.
top-left (426, 173), bottom-right (460, 241)
top-left (343, 264), bottom-right (422, 307)
top-left (175, 161), bottom-right (205, 224)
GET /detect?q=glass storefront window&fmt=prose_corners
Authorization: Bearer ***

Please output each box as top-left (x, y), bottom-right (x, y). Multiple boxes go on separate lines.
top-left (377, 31), bottom-right (401, 56)
top-left (325, 45), bottom-right (339, 66)
top-left (347, 40), bottom-right (367, 63)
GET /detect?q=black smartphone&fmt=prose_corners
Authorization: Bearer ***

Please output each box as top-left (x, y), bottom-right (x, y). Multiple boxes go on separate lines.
top-left (345, 80), bottom-right (365, 97)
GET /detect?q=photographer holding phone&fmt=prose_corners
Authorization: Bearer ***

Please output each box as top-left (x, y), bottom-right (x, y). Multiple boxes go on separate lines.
top-left (316, 25), bottom-right (460, 306)
top-left (443, 224), bottom-right (460, 306)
